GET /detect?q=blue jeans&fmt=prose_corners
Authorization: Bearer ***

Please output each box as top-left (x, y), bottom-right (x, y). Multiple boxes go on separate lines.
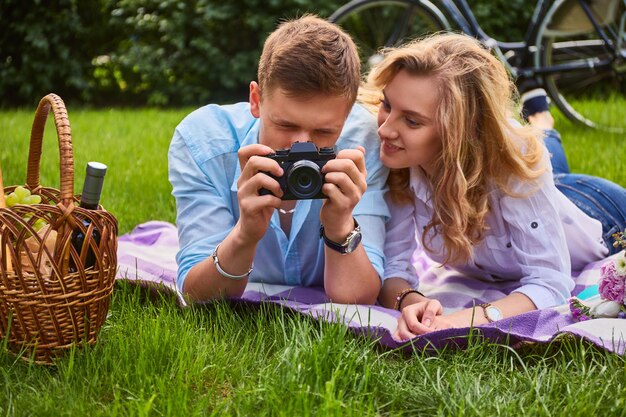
top-left (545, 129), bottom-right (626, 255)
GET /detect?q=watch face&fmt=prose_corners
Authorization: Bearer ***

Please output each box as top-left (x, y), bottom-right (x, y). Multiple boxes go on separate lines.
top-left (345, 231), bottom-right (362, 253)
top-left (486, 306), bottom-right (503, 322)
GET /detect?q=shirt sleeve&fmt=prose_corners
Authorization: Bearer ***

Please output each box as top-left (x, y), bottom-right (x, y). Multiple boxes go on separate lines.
top-left (168, 130), bottom-right (236, 292)
top-left (382, 194), bottom-right (420, 288)
top-left (499, 166), bottom-right (575, 309)
top-left (345, 105), bottom-right (391, 282)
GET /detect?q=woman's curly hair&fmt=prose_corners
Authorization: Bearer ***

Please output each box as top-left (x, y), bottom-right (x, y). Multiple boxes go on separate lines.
top-left (359, 33), bottom-right (546, 264)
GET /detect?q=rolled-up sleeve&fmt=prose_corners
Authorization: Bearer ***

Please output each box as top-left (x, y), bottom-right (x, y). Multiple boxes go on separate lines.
top-left (500, 169), bottom-right (575, 309)
top-left (383, 196), bottom-right (419, 288)
top-left (168, 130), bottom-right (236, 292)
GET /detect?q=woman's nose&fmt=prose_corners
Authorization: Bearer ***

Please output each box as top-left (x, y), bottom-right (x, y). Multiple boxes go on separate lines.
top-left (378, 117), bottom-right (398, 140)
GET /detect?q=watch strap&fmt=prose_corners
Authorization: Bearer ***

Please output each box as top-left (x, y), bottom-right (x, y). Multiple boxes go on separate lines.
top-left (320, 218), bottom-right (360, 254)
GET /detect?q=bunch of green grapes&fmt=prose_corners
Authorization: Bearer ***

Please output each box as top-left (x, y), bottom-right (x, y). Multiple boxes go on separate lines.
top-left (5, 186), bottom-right (46, 231)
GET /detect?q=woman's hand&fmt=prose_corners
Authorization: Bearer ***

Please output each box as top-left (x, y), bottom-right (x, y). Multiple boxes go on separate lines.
top-left (393, 298), bottom-right (444, 341)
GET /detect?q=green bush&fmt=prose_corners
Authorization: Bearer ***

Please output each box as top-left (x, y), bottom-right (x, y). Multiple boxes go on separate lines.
top-left (91, 0), bottom-right (344, 106)
top-left (0, 0), bottom-right (538, 107)
top-left (0, 0), bottom-right (120, 107)
top-left (468, 0), bottom-right (536, 41)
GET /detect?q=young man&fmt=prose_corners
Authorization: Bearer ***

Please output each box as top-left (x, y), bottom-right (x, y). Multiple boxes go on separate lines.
top-left (168, 15), bottom-right (389, 304)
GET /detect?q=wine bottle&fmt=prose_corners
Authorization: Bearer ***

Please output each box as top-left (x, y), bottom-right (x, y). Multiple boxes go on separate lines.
top-left (70, 162), bottom-right (107, 271)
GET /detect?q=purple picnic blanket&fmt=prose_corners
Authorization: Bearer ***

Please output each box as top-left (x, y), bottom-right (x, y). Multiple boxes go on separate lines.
top-left (116, 221), bottom-right (626, 354)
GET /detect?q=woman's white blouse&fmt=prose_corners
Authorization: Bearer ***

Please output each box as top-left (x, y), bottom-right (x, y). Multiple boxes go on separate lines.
top-left (383, 165), bottom-right (609, 309)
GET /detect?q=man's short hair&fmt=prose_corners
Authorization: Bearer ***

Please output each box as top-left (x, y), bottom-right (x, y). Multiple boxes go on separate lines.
top-left (258, 15), bottom-right (361, 103)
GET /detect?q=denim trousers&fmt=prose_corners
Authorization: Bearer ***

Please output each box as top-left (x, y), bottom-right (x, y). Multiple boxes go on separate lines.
top-left (545, 129), bottom-right (626, 255)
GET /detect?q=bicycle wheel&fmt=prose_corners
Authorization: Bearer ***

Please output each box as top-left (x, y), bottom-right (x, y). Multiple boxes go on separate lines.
top-left (329, 0), bottom-right (450, 70)
top-left (536, 0), bottom-right (626, 132)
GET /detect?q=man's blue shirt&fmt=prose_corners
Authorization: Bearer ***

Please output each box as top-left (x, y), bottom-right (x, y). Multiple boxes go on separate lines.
top-left (168, 102), bottom-right (390, 292)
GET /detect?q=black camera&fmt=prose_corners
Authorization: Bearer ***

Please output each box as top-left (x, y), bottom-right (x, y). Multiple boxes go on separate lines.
top-left (260, 141), bottom-right (336, 200)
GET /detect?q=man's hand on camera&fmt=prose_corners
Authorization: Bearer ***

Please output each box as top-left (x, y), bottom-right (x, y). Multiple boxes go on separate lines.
top-left (236, 144), bottom-right (283, 244)
top-left (320, 145), bottom-right (367, 242)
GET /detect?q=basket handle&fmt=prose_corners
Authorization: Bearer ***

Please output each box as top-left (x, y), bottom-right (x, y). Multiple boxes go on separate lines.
top-left (26, 94), bottom-right (74, 207)
top-left (0, 163), bottom-right (6, 208)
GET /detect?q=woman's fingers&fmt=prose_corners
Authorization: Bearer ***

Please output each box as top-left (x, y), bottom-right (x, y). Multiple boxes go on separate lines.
top-left (420, 299), bottom-right (443, 328)
top-left (401, 303), bottom-right (435, 335)
top-left (393, 317), bottom-right (417, 341)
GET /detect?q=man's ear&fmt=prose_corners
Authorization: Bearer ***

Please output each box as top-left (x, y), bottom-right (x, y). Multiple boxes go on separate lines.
top-left (249, 81), bottom-right (261, 118)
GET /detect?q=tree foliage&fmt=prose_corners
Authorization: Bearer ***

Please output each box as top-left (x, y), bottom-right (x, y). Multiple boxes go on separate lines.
top-left (0, 0), bottom-right (536, 107)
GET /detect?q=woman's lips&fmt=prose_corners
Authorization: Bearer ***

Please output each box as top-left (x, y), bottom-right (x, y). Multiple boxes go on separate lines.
top-left (382, 140), bottom-right (403, 154)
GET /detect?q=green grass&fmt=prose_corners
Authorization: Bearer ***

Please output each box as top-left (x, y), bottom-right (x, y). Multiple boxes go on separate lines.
top-left (1, 106), bottom-right (626, 416)
top-left (0, 108), bottom-right (189, 233)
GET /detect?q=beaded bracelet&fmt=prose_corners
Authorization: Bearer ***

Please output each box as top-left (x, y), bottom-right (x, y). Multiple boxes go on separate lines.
top-left (394, 288), bottom-right (425, 311)
top-left (212, 244), bottom-right (253, 280)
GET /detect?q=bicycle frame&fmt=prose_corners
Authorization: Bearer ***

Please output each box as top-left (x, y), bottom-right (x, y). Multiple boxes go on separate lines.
top-left (431, 0), bottom-right (622, 79)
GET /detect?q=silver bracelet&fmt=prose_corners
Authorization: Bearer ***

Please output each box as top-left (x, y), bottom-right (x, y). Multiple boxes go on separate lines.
top-left (211, 244), bottom-right (253, 280)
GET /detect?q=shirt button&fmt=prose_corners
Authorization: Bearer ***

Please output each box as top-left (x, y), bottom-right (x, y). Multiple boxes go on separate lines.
top-left (531, 222), bottom-right (538, 229)
top-left (506, 242), bottom-right (512, 248)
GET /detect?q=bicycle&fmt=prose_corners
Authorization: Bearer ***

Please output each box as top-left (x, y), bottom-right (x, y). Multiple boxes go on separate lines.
top-left (329, 0), bottom-right (626, 132)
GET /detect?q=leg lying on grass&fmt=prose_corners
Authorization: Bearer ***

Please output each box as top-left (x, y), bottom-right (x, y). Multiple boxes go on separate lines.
top-left (523, 89), bottom-right (626, 255)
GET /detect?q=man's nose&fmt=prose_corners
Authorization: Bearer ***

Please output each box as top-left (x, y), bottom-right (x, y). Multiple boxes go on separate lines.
top-left (290, 131), bottom-right (311, 143)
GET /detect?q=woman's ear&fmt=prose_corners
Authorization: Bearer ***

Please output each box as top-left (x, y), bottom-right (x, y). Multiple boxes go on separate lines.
top-left (249, 81), bottom-right (261, 118)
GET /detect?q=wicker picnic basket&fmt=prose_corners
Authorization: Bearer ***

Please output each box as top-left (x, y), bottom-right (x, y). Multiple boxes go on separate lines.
top-left (0, 94), bottom-right (118, 364)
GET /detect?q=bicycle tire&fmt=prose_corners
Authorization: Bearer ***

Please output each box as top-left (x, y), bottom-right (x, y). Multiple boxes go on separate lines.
top-left (536, 0), bottom-right (626, 132)
top-left (329, 0), bottom-right (451, 71)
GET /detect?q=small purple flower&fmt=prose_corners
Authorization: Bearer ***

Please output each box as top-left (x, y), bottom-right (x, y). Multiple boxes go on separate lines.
top-left (599, 261), bottom-right (626, 303)
top-left (618, 311), bottom-right (626, 319)
top-left (569, 298), bottom-right (593, 322)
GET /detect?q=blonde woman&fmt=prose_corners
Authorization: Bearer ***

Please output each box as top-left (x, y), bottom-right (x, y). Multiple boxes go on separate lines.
top-left (361, 33), bottom-right (626, 340)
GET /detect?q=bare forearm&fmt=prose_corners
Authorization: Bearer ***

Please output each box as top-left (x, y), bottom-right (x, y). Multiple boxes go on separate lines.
top-left (324, 245), bottom-right (380, 304)
top-left (379, 277), bottom-right (427, 309)
top-left (183, 224), bottom-right (256, 302)
top-left (448, 292), bottom-right (537, 326)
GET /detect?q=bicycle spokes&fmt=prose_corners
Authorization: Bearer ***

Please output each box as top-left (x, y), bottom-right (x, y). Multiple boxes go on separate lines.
top-left (329, 0), bottom-right (449, 70)
top-left (539, 0), bottom-right (626, 132)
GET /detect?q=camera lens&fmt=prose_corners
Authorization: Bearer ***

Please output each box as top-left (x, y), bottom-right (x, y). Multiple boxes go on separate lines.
top-left (287, 160), bottom-right (323, 199)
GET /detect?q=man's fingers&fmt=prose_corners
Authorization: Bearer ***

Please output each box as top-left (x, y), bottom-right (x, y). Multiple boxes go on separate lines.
top-left (322, 171), bottom-right (363, 201)
top-left (239, 192), bottom-right (282, 213)
top-left (239, 172), bottom-right (283, 199)
top-left (322, 159), bottom-right (367, 195)
top-left (335, 147), bottom-right (367, 174)
top-left (238, 144), bottom-right (274, 164)
top-left (238, 144), bottom-right (275, 170)
top-left (238, 155), bottom-right (283, 184)
top-left (325, 152), bottom-right (367, 178)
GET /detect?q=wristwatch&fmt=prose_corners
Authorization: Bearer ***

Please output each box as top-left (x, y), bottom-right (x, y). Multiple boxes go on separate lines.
top-left (320, 219), bottom-right (362, 255)
top-left (479, 303), bottom-right (503, 323)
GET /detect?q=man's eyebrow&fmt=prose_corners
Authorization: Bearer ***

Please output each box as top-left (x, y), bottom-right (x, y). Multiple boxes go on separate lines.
top-left (270, 115), bottom-right (341, 133)
top-left (270, 116), bottom-right (297, 126)
top-left (314, 127), bottom-right (340, 134)
top-left (382, 89), bottom-right (431, 122)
